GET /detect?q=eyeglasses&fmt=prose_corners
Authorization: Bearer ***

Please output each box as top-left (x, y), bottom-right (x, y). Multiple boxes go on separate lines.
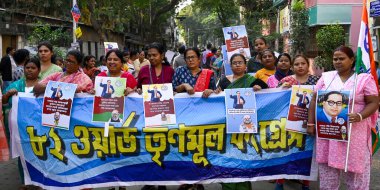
top-left (231, 61), bottom-right (244, 66)
top-left (326, 100), bottom-right (343, 106)
top-left (64, 59), bottom-right (77, 65)
top-left (185, 56), bottom-right (197, 61)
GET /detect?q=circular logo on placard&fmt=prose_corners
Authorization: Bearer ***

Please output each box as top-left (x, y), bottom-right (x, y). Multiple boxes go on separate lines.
top-left (337, 118), bottom-right (345, 125)
top-left (244, 91), bottom-right (252, 96)
top-left (115, 80), bottom-right (122, 87)
top-left (161, 85), bottom-right (168, 90)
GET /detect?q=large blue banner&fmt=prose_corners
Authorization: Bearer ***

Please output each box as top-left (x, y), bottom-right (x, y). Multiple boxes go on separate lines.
top-left (11, 90), bottom-right (317, 190)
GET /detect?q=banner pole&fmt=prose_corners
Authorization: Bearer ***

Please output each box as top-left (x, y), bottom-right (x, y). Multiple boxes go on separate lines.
top-left (345, 72), bottom-right (358, 172)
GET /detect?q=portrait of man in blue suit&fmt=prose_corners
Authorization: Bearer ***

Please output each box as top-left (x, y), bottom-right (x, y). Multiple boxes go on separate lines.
top-left (230, 91), bottom-right (245, 109)
top-left (317, 91), bottom-right (346, 124)
top-left (51, 85), bottom-right (63, 100)
top-left (296, 91), bottom-right (310, 108)
top-left (100, 79), bottom-right (114, 98)
top-left (147, 86), bottom-right (162, 102)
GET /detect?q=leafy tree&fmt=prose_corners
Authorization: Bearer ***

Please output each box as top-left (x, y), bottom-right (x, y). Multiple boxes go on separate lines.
top-left (315, 24), bottom-right (345, 71)
top-left (28, 21), bottom-right (71, 47)
top-left (290, 0), bottom-right (309, 57)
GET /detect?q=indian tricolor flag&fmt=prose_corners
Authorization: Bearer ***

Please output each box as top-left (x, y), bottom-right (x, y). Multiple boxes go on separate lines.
top-left (356, 0), bottom-right (380, 155)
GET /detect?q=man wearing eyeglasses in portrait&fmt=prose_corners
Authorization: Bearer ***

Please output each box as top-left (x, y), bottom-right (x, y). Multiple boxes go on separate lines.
top-left (318, 91), bottom-right (346, 124)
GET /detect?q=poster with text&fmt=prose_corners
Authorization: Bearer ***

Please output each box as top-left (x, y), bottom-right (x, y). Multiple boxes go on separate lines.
top-left (225, 88), bottom-right (258, 133)
top-left (142, 83), bottom-right (176, 127)
top-left (316, 90), bottom-right (350, 142)
top-left (92, 77), bottom-right (126, 123)
top-left (42, 81), bottom-right (77, 130)
top-left (104, 42), bottom-right (119, 54)
top-left (222, 25), bottom-right (251, 65)
top-left (285, 85), bottom-right (314, 134)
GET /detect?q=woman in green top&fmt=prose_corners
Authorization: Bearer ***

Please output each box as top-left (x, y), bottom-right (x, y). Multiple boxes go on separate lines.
top-left (37, 41), bottom-right (62, 79)
top-left (219, 53), bottom-right (268, 90)
top-left (218, 53), bottom-right (267, 190)
top-left (2, 57), bottom-right (40, 185)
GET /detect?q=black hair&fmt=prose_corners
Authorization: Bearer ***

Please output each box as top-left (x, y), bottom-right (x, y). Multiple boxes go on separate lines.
top-left (319, 91), bottom-right (348, 105)
top-left (211, 48), bottom-right (218, 54)
top-left (123, 51), bottom-right (130, 56)
top-left (148, 42), bottom-right (166, 55)
top-left (37, 41), bottom-right (53, 52)
top-left (67, 50), bottom-right (84, 65)
top-left (277, 53), bottom-right (292, 65)
top-left (56, 57), bottom-right (63, 62)
top-left (83, 55), bottom-right (95, 67)
top-left (254, 37), bottom-right (267, 45)
top-left (13, 49), bottom-right (30, 65)
top-left (178, 45), bottom-right (186, 54)
top-left (130, 50), bottom-right (139, 57)
top-left (148, 42), bottom-right (170, 65)
top-left (334, 45), bottom-right (356, 69)
top-left (105, 49), bottom-right (125, 63)
top-left (184, 47), bottom-right (201, 59)
top-left (230, 53), bottom-right (246, 65)
top-left (293, 54), bottom-right (310, 66)
top-left (207, 43), bottom-right (212, 49)
top-left (6, 47), bottom-right (15, 54)
top-left (99, 55), bottom-right (105, 62)
top-left (260, 49), bottom-right (276, 62)
top-left (25, 57), bottom-right (41, 70)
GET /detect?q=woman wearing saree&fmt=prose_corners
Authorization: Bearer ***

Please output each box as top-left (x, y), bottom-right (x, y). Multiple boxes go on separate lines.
top-left (219, 54), bottom-right (267, 91)
top-left (219, 53), bottom-right (267, 190)
top-left (33, 50), bottom-right (93, 96)
top-left (172, 47), bottom-right (216, 98)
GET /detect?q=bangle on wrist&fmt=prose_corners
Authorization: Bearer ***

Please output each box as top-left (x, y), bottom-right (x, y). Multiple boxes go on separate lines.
top-left (307, 123), bottom-right (315, 126)
top-left (357, 113), bottom-right (363, 121)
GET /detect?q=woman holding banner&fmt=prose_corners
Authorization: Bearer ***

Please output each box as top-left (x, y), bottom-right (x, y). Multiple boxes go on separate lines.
top-left (33, 50), bottom-right (93, 96)
top-left (137, 42), bottom-right (174, 89)
top-left (96, 49), bottom-right (137, 95)
top-left (172, 47), bottom-right (216, 98)
top-left (266, 53), bottom-right (293, 88)
top-left (219, 53), bottom-right (267, 91)
top-left (278, 55), bottom-right (320, 87)
top-left (273, 54), bottom-right (318, 190)
top-left (218, 53), bottom-right (267, 190)
top-left (307, 46), bottom-right (379, 189)
top-left (2, 57), bottom-right (41, 184)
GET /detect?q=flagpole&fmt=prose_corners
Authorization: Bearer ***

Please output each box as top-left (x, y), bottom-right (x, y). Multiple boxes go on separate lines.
top-left (344, 72), bottom-right (358, 172)
top-left (73, 0), bottom-right (77, 43)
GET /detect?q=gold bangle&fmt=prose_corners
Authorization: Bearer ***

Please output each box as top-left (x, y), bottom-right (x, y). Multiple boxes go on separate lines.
top-left (357, 113), bottom-right (363, 121)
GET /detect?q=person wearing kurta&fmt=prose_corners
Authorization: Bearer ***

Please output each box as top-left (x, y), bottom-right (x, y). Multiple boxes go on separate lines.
top-left (172, 47), bottom-right (216, 98)
top-left (96, 49), bottom-right (137, 96)
top-left (2, 57), bottom-right (40, 184)
top-left (267, 53), bottom-right (292, 88)
top-left (219, 53), bottom-right (268, 190)
top-left (37, 41), bottom-right (62, 80)
top-left (254, 49), bottom-right (276, 83)
top-left (33, 50), bottom-right (93, 96)
top-left (307, 46), bottom-right (379, 190)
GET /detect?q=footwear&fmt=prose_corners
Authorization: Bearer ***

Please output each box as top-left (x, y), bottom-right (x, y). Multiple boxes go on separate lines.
top-left (301, 185), bottom-right (310, 190)
top-left (275, 183), bottom-right (284, 190)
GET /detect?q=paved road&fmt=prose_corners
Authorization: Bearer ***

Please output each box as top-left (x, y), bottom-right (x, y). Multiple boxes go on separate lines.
top-left (1, 153), bottom-right (379, 190)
